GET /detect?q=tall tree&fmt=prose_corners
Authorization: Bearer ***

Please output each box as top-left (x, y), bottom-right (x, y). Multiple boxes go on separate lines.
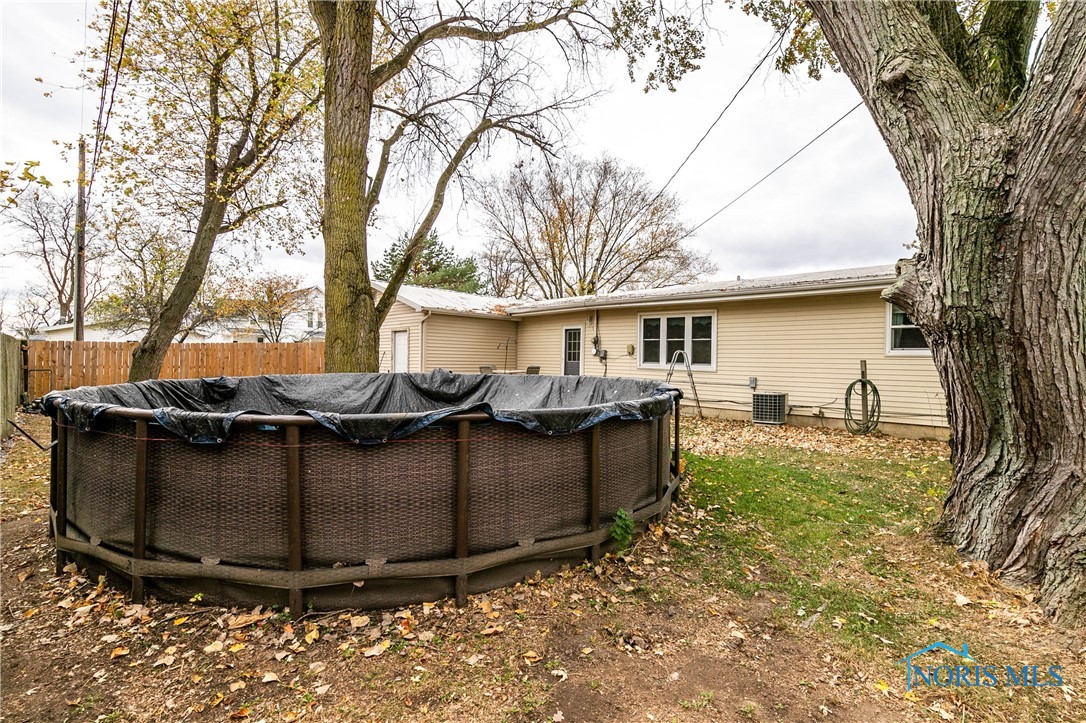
top-left (372, 232), bottom-right (482, 293)
top-left (477, 155), bottom-right (716, 299)
top-left (93, 0), bottom-right (323, 380)
top-left (477, 237), bottom-right (531, 298)
top-left (223, 273), bottom-right (319, 342)
top-left (3, 187), bottom-right (105, 325)
top-left (310, 0), bottom-right (705, 371)
top-left (93, 213), bottom-right (244, 342)
top-left (8, 294), bottom-right (53, 338)
top-left (0, 162), bottom-right (51, 216)
top-left (775, 1), bottom-right (1085, 622)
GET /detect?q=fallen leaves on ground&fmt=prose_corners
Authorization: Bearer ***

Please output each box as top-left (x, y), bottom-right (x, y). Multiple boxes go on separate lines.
top-left (682, 416), bottom-right (947, 460)
top-left (1, 412), bottom-right (1081, 723)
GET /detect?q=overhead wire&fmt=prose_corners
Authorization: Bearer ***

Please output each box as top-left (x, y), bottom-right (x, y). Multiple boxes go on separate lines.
top-left (681, 100), bottom-right (864, 239)
top-left (87, 0), bottom-right (134, 201)
top-left (597, 26), bottom-right (792, 256)
top-left (652, 25), bottom-right (791, 201)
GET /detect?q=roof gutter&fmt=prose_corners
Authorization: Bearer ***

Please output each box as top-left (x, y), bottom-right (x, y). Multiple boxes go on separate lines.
top-left (505, 278), bottom-right (895, 317)
top-left (423, 309), bottom-right (518, 320)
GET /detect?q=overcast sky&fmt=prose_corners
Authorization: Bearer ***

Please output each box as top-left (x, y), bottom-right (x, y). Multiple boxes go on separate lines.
top-left (1, 1), bottom-right (917, 304)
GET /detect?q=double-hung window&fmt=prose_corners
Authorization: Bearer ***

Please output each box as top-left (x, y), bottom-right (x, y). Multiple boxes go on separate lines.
top-left (886, 304), bottom-right (929, 354)
top-left (640, 312), bottom-right (715, 369)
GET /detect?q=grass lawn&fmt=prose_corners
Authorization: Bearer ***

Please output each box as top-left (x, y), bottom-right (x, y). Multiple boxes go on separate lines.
top-left (1, 413), bottom-right (1082, 722)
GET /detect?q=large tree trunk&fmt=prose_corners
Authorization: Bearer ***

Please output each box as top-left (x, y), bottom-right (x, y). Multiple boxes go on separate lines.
top-left (809, 1), bottom-right (1086, 623)
top-left (128, 203), bottom-right (228, 381)
top-left (312, 1), bottom-right (380, 373)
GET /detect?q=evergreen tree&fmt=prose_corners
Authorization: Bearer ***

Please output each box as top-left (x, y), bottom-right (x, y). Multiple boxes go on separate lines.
top-left (372, 233), bottom-right (481, 293)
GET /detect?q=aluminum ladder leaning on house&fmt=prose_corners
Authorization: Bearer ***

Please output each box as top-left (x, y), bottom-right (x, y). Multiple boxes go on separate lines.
top-left (665, 350), bottom-right (703, 418)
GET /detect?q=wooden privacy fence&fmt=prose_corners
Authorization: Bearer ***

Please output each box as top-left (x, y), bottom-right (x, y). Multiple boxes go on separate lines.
top-left (1, 334), bottom-right (23, 438)
top-left (26, 341), bottom-right (325, 399)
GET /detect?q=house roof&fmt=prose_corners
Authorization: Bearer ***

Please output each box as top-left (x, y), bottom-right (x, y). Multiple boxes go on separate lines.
top-left (505, 264), bottom-right (899, 316)
top-left (373, 281), bottom-right (514, 318)
top-left (36, 320), bottom-right (108, 333)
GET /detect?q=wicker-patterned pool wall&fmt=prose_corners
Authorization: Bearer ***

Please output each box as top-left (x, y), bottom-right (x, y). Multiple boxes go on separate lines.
top-left (49, 396), bottom-right (681, 612)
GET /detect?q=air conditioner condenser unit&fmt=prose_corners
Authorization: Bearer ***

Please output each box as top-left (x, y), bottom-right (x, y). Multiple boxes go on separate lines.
top-left (752, 392), bottom-right (788, 425)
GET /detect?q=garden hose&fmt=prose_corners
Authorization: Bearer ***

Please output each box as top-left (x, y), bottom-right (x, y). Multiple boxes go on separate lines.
top-left (844, 378), bottom-right (881, 434)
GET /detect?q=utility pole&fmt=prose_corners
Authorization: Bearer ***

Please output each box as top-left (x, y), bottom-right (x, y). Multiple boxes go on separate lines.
top-left (74, 137), bottom-right (87, 341)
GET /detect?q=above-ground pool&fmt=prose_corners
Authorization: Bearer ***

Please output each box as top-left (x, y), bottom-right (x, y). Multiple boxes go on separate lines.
top-left (41, 371), bottom-right (682, 611)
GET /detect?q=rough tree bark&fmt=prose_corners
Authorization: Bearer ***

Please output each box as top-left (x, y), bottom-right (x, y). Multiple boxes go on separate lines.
top-left (311, 2), bottom-right (381, 372)
top-left (127, 201), bottom-right (229, 381)
top-left (807, 1), bottom-right (1085, 622)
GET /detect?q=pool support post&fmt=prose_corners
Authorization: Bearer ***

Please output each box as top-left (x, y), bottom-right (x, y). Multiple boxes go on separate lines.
top-left (673, 399), bottom-right (680, 474)
top-left (132, 419), bottom-right (148, 603)
top-left (54, 420), bottom-right (68, 574)
top-left (455, 419), bottom-right (471, 606)
top-left (48, 418), bottom-right (57, 535)
top-left (286, 424), bottom-right (304, 617)
top-left (656, 414), bottom-right (668, 522)
top-left (589, 425), bottom-right (601, 563)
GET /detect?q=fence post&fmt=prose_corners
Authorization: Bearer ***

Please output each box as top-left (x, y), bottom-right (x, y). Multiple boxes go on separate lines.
top-left (455, 419), bottom-right (470, 606)
top-left (20, 339), bottom-right (29, 406)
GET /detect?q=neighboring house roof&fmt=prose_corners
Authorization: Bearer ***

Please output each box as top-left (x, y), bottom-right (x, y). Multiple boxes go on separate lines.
top-left (505, 264), bottom-right (899, 316)
top-left (35, 320), bottom-right (108, 333)
top-left (373, 281), bottom-right (514, 318)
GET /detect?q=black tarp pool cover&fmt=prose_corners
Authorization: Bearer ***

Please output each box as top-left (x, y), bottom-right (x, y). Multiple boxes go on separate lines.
top-left (40, 370), bottom-right (682, 444)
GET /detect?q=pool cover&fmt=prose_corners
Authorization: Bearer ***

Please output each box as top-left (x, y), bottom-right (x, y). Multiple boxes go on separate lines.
top-left (40, 370), bottom-right (681, 444)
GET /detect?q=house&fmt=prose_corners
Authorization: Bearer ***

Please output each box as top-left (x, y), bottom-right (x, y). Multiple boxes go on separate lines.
top-left (214, 287), bottom-right (326, 343)
top-left (377, 265), bottom-right (948, 439)
top-left (33, 321), bottom-right (148, 343)
top-left (371, 281), bottom-right (518, 373)
top-left (33, 290), bottom-right (327, 344)
top-left (29, 264), bottom-right (949, 439)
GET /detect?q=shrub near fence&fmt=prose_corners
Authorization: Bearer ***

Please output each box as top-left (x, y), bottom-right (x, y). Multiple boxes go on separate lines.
top-left (25, 341), bottom-right (325, 399)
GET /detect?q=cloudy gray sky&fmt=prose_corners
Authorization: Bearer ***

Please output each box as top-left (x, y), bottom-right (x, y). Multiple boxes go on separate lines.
top-left (1, 1), bottom-right (917, 303)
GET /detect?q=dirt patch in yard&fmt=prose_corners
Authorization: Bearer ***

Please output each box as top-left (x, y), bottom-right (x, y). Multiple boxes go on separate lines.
top-left (2, 413), bottom-right (1083, 722)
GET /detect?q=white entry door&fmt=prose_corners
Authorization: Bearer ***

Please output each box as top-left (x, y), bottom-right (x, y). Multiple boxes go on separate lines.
top-left (392, 331), bottom-right (409, 372)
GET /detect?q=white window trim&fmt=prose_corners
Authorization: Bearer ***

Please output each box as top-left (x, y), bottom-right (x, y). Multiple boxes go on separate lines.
top-left (885, 303), bottom-right (931, 356)
top-left (562, 325), bottom-right (584, 375)
top-left (637, 310), bottom-right (717, 372)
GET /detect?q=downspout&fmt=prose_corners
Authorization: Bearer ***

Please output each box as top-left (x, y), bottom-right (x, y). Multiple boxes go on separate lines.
top-left (593, 309), bottom-right (608, 377)
top-left (420, 310), bottom-right (431, 372)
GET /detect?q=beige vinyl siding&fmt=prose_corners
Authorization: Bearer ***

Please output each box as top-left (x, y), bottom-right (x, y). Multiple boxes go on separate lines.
top-left (377, 300), bottom-right (424, 372)
top-left (424, 314), bottom-right (519, 373)
top-left (514, 291), bottom-right (947, 431)
top-left (516, 311), bottom-right (589, 375)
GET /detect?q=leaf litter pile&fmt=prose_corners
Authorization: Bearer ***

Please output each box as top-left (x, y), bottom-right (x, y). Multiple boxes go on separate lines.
top-left (2, 413), bottom-right (1084, 722)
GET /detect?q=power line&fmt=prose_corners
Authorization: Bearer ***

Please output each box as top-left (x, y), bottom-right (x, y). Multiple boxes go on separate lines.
top-left (654, 26), bottom-right (790, 200)
top-left (80, 0), bottom-right (89, 133)
top-left (87, 0), bottom-right (133, 201)
top-left (610, 27), bottom-right (790, 251)
top-left (683, 100), bottom-right (864, 239)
